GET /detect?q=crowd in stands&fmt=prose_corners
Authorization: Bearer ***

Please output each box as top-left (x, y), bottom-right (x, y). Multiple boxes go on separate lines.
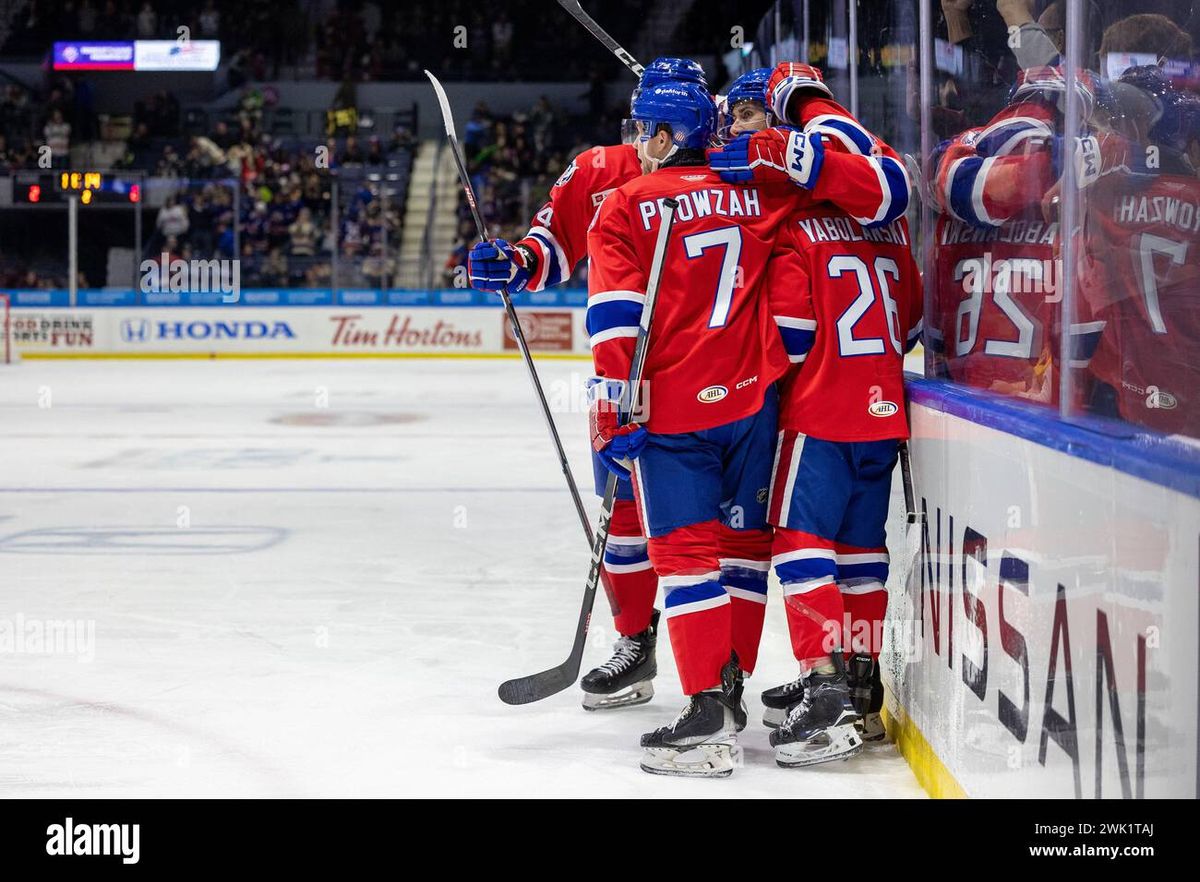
top-left (3, 0), bottom-right (649, 82)
top-left (441, 95), bottom-right (621, 287)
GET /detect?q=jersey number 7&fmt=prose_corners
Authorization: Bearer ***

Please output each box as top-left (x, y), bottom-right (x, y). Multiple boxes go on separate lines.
top-left (684, 226), bottom-right (743, 329)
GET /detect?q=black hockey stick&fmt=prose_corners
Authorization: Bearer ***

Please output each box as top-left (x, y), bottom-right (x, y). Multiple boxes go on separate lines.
top-left (424, 70), bottom-right (619, 616)
top-left (895, 438), bottom-right (924, 588)
top-left (499, 197), bottom-right (680, 705)
top-left (556, 0), bottom-right (644, 77)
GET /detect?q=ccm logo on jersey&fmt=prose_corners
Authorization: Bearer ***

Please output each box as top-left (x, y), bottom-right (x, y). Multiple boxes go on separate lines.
top-left (697, 385), bottom-right (728, 403)
top-left (869, 400), bottom-right (899, 417)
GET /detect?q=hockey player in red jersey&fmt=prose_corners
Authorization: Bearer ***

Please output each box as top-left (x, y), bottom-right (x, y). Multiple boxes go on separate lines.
top-left (708, 61), bottom-right (913, 735)
top-left (588, 80), bottom-right (806, 776)
top-left (928, 66), bottom-right (1115, 403)
top-left (708, 62), bottom-right (911, 230)
top-left (468, 58), bottom-right (707, 713)
top-left (763, 204), bottom-right (923, 767)
top-left (1078, 65), bottom-right (1200, 437)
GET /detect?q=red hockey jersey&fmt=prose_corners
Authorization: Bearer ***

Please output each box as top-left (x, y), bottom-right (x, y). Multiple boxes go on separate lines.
top-left (768, 208), bottom-right (922, 440)
top-left (929, 103), bottom-right (1103, 403)
top-left (1079, 169), bottom-right (1200, 436)
top-left (517, 143), bottom-right (642, 291)
top-left (587, 165), bottom-right (798, 434)
top-left (518, 101), bottom-right (909, 292)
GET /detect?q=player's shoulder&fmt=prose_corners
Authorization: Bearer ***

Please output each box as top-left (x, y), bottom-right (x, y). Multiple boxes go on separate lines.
top-left (555, 143), bottom-right (639, 188)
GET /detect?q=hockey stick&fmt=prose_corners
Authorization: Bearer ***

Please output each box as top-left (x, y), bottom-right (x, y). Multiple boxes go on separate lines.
top-left (556, 0), bottom-right (644, 77)
top-left (499, 196), bottom-right (680, 705)
top-left (424, 70), bottom-right (619, 617)
top-left (895, 439), bottom-right (924, 589)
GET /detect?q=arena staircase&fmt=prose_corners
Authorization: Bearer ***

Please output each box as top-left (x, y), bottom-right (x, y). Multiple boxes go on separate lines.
top-left (399, 140), bottom-right (460, 288)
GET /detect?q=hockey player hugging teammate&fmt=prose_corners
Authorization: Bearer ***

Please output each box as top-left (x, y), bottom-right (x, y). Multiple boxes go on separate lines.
top-left (587, 60), bottom-right (915, 775)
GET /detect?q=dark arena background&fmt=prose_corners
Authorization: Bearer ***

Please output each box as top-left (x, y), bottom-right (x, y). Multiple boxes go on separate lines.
top-left (0, 0), bottom-right (1194, 849)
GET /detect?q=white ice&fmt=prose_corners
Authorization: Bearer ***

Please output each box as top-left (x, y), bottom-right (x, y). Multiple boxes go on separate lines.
top-left (0, 358), bottom-right (925, 797)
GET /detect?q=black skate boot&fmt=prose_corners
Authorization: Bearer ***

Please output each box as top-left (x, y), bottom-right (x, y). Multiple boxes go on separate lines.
top-left (848, 653), bottom-right (886, 742)
top-left (770, 655), bottom-right (863, 768)
top-left (760, 675), bottom-right (804, 729)
top-left (640, 653), bottom-right (742, 778)
top-left (580, 610), bottom-right (659, 711)
top-left (731, 666), bottom-right (748, 732)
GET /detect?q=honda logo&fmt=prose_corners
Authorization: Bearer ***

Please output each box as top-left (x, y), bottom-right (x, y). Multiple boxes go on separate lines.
top-left (120, 318), bottom-right (149, 343)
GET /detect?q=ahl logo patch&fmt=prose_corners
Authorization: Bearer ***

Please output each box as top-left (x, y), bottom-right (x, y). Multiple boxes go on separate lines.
top-left (869, 400), bottom-right (898, 417)
top-left (681, 174), bottom-right (706, 181)
top-left (697, 385), bottom-right (728, 403)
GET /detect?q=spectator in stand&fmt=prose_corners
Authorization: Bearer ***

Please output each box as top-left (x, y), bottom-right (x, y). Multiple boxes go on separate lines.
top-left (342, 136), bottom-right (365, 165)
top-left (366, 136), bottom-right (384, 165)
top-left (44, 109), bottom-right (70, 168)
top-left (135, 2), bottom-right (156, 37)
top-left (289, 207), bottom-right (319, 257)
top-left (154, 196), bottom-right (190, 253)
top-left (199, 0), bottom-right (220, 37)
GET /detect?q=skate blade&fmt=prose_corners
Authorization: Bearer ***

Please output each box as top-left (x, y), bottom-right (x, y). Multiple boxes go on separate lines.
top-left (581, 680), bottom-right (653, 711)
top-left (761, 706), bottom-right (786, 729)
top-left (640, 742), bottom-right (740, 778)
top-left (775, 725), bottom-right (864, 768)
top-left (857, 713), bottom-right (888, 743)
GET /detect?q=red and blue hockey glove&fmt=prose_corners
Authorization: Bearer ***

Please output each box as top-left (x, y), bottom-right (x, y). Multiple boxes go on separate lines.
top-left (587, 377), bottom-right (647, 479)
top-left (709, 128), bottom-right (824, 188)
top-left (467, 238), bottom-right (533, 294)
top-left (767, 62), bottom-right (832, 124)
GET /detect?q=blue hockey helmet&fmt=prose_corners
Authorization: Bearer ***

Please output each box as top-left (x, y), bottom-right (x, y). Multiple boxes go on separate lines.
top-left (630, 56), bottom-right (708, 114)
top-left (641, 56), bottom-right (708, 89)
top-left (624, 80), bottom-right (718, 154)
top-left (717, 67), bottom-right (773, 141)
top-left (1009, 64), bottom-right (1111, 121)
top-left (1117, 64), bottom-right (1200, 153)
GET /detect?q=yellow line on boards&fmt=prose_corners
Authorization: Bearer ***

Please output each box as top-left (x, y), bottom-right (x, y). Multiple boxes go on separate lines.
top-left (882, 703), bottom-right (968, 799)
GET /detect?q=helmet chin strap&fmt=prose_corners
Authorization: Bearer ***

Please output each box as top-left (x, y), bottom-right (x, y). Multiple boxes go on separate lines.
top-left (642, 134), bottom-right (677, 170)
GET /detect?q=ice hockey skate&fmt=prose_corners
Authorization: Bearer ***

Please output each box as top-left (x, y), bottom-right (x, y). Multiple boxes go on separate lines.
top-left (760, 675), bottom-right (805, 728)
top-left (849, 653), bottom-right (887, 743)
top-left (580, 611), bottom-right (658, 710)
top-left (640, 655), bottom-right (742, 778)
top-left (771, 656), bottom-right (864, 768)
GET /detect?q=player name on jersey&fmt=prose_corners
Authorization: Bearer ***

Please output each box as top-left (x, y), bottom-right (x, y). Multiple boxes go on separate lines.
top-left (636, 187), bottom-right (762, 230)
top-left (1115, 193), bottom-right (1200, 234)
top-left (793, 215), bottom-right (909, 246)
top-left (939, 218), bottom-right (1058, 246)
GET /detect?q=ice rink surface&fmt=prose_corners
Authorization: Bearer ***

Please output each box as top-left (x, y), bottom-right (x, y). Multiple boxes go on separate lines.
top-left (0, 358), bottom-right (924, 797)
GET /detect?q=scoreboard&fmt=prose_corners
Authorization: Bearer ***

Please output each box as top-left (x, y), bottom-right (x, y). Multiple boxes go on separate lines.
top-left (15, 170), bottom-right (141, 205)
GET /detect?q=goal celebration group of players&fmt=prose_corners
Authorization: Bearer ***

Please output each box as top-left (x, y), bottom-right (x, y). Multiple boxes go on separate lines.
top-left (469, 58), bottom-right (919, 778)
top-left (462, 8), bottom-right (1200, 779)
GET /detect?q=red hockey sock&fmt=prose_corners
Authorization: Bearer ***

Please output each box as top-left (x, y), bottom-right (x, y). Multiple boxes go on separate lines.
top-left (604, 499), bottom-right (658, 636)
top-left (718, 524), bottom-right (771, 676)
top-left (650, 520), bottom-right (730, 694)
top-left (772, 527), bottom-right (844, 666)
top-left (836, 541), bottom-right (889, 659)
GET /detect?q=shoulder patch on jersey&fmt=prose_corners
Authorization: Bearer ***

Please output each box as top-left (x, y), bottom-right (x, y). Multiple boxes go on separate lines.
top-left (681, 174), bottom-right (706, 181)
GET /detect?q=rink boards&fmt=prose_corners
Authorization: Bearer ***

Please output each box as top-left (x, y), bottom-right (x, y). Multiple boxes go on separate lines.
top-left (3, 288), bottom-right (592, 358)
top-left (886, 378), bottom-right (1200, 798)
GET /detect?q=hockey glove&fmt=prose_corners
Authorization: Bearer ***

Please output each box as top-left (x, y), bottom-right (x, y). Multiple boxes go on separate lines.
top-left (709, 128), bottom-right (824, 188)
top-left (767, 62), bottom-right (833, 124)
top-left (467, 238), bottom-right (533, 294)
top-left (587, 377), bottom-right (648, 480)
